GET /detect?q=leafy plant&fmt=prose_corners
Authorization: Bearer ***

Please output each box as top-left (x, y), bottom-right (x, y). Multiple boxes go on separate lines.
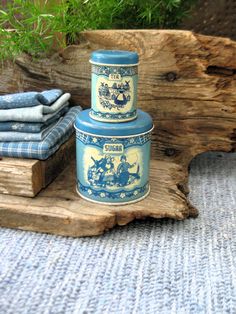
top-left (0, 0), bottom-right (197, 60)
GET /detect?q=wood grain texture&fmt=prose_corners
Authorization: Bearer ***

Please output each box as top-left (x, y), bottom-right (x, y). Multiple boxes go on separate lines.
top-left (0, 135), bottom-right (75, 197)
top-left (1, 30), bottom-right (236, 163)
top-left (1, 29), bottom-right (235, 229)
top-left (0, 160), bottom-right (194, 237)
top-left (0, 158), bottom-right (42, 197)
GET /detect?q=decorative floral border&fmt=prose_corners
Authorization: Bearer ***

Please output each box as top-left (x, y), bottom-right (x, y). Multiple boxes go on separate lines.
top-left (90, 109), bottom-right (136, 121)
top-left (78, 181), bottom-right (149, 200)
top-left (76, 130), bottom-right (151, 149)
top-left (92, 64), bottom-right (138, 77)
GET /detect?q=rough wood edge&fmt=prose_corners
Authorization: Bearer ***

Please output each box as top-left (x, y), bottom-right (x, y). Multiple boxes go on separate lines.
top-left (0, 160), bottom-right (198, 237)
top-left (0, 135), bottom-right (75, 197)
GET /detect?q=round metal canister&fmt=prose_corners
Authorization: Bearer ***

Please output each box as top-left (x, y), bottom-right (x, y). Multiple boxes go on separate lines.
top-left (75, 109), bottom-right (153, 205)
top-left (89, 50), bottom-right (139, 123)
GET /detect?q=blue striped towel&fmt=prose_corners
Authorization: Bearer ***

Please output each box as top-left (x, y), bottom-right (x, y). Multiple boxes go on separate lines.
top-left (0, 106), bottom-right (81, 160)
top-left (0, 89), bottom-right (63, 109)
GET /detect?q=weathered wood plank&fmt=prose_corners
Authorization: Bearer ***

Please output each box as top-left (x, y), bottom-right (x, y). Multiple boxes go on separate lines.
top-left (0, 158), bottom-right (42, 197)
top-left (0, 135), bottom-right (75, 197)
top-left (1, 30), bottom-right (236, 165)
top-left (0, 29), bottom-right (235, 230)
top-left (0, 160), bottom-right (195, 237)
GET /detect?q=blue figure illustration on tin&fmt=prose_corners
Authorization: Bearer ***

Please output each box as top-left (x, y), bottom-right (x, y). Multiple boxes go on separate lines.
top-left (117, 155), bottom-right (140, 186)
top-left (88, 155), bottom-right (116, 187)
top-left (87, 154), bottom-right (140, 188)
top-left (98, 80), bottom-right (131, 110)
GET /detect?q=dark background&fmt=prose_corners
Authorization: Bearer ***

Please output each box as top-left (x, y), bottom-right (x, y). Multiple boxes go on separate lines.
top-left (182, 0), bottom-right (236, 40)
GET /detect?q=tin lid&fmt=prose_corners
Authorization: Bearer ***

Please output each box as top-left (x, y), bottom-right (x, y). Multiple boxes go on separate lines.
top-left (90, 50), bottom-right (139, 66)
top-left (75, 109), bottom-right (153, 137)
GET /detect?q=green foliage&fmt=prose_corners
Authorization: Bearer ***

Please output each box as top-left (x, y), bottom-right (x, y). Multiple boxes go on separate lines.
top-left (0, 0), bottom-right (197, 60)
top-left (76, 0), bottom-right (197, 29)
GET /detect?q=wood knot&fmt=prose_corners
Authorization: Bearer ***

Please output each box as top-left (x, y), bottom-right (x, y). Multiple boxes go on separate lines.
top-left (165, 72), bottom-right (177, 82)
top-left (164, 148), bottom-right (177, 157)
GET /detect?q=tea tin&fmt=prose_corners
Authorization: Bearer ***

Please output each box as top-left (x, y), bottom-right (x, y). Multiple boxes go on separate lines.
top-left (89, 50), bottom-right (139, 123)
top-left (75, 109), bottom-right (153, 205)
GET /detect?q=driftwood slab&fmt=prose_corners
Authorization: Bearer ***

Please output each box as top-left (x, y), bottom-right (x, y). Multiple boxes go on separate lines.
top-left (0, 160), bottom-right (194, 237)
top-left (1, 29), bottom-right (236, 233)
top-left (0, 136), bottom-right (75, 197)
top-left (3, 29), bottom-right (236, 162)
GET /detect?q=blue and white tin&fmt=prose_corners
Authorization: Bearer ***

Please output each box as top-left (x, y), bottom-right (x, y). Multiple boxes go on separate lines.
top-left (75, 109), bottom-right (153, 205)
top-left (89, 50), bottom-right (139, 123)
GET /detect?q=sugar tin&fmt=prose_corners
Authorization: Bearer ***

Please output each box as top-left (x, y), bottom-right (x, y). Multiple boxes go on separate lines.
top-left (75, 109), bottom-right (153, 205)
top-left (89, 50), bottom-right (139, 123)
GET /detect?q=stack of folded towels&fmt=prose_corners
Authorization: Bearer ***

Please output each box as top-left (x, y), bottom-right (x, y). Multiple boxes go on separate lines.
top-left (0, 89), bottom-right (81, 160)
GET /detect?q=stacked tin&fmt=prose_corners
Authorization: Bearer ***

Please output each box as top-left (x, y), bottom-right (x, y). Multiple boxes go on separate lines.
top-left (75, 50), bottom-right (153, 205)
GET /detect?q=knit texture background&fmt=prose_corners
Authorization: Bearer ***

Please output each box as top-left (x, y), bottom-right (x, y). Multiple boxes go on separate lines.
top-left (0, 152), bottom-right (236, 314)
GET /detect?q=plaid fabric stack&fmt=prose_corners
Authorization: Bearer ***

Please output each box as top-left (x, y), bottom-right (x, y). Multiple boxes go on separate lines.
top-left (0, 90), bottom-right (81, 160)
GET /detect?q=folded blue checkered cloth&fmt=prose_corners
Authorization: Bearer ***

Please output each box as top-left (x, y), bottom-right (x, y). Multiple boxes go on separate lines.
top-left (0, 106), bottom-right (81, 160)
top-left (0, 89), bottom-right (63, 109)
